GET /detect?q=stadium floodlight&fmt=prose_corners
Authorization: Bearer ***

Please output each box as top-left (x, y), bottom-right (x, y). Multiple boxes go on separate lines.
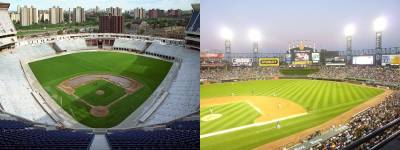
top-left (220, 27), bottom-right (233, 40)
top-left (374, 17), bottom-right (387, 49)
top-left (221, 27), bottom-right (233, 54)
top-left (248, 29), bottom-right (261, 42)
top-left (373, 17), bottom-right (387, 32)
top-left (344, 24), bottom-right (355, 37)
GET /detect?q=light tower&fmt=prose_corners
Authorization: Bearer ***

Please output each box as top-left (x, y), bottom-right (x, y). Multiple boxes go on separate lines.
top-left (374, 17), bottom-right (387, 65)
top-left (373, 17), bottom-right (387, 50)
top-left (344, 24), bottom-right (355, 65)
top-left (248, 29), bottom-right (261, 66)
top-left (220, 27), bottom-right (233, 62)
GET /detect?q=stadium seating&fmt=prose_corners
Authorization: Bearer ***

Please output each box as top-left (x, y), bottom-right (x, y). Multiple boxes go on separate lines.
top-left (106, 120), bottom-right (199, 149)
top-left (113, 39), bottom-right (148, 52)
top-left (0, 45), bottom-right (55, 125)
top-left (0, 113), bottom-right (199, 149)
top-left (141, 43), bottom-right (199, 126)
top-left (167, 120), bottom-right (200, 131)
top-left (295, 91), bottom-right (400, 150)
top-left (54, 39), bottom-right (88, 51)
top-left (0, 120), bottom-right (32, 129)
top-left (0, 119), bottom-right (94, 149)
top-left (309, 66), bottom-right (400, 88)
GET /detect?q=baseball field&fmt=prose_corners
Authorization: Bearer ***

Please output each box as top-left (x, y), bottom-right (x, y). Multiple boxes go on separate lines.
top-left (200, 79), bottom-right (384, 150)
top-left (29, 51), bottom-right (172, 128)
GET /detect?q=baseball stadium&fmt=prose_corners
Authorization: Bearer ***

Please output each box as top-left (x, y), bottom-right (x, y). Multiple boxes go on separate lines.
top-left (200, 21), bottom-right (400, 150)
top-left (0, 2), bottom-right (199, 150)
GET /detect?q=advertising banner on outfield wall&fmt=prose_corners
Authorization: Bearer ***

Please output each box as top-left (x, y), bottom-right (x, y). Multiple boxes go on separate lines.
top-left (259, 58), bottom-right (279, 66)
top-left (382, 55), bottom-right (400, 66)
top-left (232, 58), bottom-right (253, 66)
top-left (200, 53), bottom-right (225, 58)
top-left (293, 61), bottom-right (311, 65)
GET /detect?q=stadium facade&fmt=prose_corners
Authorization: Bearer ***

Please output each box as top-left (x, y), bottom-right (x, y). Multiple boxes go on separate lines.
top-left (0, 2), bottom-right (17, 50)
top-left (185, 3), bottom-right (200, 50)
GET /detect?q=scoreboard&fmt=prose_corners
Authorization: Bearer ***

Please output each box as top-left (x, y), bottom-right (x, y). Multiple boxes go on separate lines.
top-left (232, 58), bottom-right (253, 66)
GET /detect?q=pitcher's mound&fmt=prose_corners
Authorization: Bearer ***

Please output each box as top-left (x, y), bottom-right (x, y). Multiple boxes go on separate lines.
top-left (201, 114), bottom-right (222, 122)
top-left (96, 90), bottom-right (105, 95)
top-left (90, 106), bottom-right (109, 117)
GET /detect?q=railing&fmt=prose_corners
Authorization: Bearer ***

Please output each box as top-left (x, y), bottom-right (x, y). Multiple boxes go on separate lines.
top-left (343, 117), bottom-right (400, 150)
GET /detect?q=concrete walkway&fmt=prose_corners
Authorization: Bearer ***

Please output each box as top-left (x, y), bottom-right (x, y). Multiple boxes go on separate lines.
top-left (90, 134), bottom-right (111, 150)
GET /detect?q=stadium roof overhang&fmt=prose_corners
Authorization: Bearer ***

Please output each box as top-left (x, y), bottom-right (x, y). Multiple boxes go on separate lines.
top-left (0, 2), bottom-right (10, 9)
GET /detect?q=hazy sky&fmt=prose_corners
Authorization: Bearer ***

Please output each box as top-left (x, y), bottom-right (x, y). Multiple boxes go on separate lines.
top-left (3, 0), bottom-right (199, 11)
top-left (201, 0), bottom-right (400, 52)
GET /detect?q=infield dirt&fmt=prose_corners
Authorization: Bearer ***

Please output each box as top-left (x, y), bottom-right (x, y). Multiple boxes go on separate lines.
top-left (201, 96), bottom-right (306, 123)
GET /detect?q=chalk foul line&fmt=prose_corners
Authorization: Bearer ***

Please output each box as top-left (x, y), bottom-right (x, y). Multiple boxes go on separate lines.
top-left (200, 112), bottom-right (308, 139)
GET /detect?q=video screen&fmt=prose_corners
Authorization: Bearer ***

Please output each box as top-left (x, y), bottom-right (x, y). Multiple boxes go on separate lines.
top-left (295, 53), bottom-right (309, 61)
top-left (312, 53), bottom-right (320, 63)
top-left (352, 56), bottom-right (374, 65)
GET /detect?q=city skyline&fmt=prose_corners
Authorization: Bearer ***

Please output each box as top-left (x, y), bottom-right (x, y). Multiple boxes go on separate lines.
top-left (202, 0), bottom-right (400, 52)
top-left (3, 0), bottom-right (199, 11)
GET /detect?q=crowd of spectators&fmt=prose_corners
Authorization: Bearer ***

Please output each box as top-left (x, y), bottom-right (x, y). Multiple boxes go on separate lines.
top-left (202, 66), bottom-right (400, 86)
top-left (311, 91), bottom-right (400, 150)
top-left (200, 67), bottom-right (280, 81)
top-left (309, 66), bottom-right (400, 85)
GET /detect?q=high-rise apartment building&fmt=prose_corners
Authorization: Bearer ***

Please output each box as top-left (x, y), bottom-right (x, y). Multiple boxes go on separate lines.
top-left (49, 6), bottom-right (64, 24)
top-left (99, 15), bottom-right (123, 33)
top-left (20, 5), bottom-right (38, 26)
top-left (133, 7), bottom-right (145, 19)
top-left (73, 6), bottom-right (85, 23)
top-left (106, 7), bottom-right (122, 16)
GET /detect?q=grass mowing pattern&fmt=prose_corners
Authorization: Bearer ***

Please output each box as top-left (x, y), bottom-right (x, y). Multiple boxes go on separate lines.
top-left (29, 51), bottom-right (172, 128)
top-left (200, 79), bottom-right (383, 150)
top-left (200, 102), bottom-right (261, 134)
top-left (75, 80), bottom-right (125, 106)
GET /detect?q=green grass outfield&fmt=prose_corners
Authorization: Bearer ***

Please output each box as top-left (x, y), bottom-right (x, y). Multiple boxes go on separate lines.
top-left (29, 51), bottom-right (172, 128)
top-left (75, 80), bottom-right (125, 106)
top-left (200, 102), bottom-right (261, 134)
top-left (200, 79), bottom-right (384, 150)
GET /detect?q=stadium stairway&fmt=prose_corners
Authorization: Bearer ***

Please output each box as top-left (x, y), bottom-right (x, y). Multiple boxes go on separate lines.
top-left (48, 42), bottom-right (66, 53)
top-left (141, 42), bottom-right (153, 53)
top-left (90, 134), bottom-right (111, 150)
